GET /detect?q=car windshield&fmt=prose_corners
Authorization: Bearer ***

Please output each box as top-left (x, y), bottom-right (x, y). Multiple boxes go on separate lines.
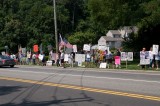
top-left (0, 55), bottom-right (11, 59)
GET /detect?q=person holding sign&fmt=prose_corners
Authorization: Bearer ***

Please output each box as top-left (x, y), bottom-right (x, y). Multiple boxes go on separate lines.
top-left (148, 47), bottom-right (154, 69)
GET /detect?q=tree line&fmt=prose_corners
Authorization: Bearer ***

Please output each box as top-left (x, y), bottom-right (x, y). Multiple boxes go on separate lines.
top-left (0, 0), bottom-right (160, 53)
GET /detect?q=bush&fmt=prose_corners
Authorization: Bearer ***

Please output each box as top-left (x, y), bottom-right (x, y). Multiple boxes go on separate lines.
top-left (82, 62), bottom-right (98, 68)
top-left (45, 56), bottom-right (49, 61)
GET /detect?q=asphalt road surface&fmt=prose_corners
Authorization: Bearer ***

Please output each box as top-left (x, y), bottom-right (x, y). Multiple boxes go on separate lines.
top-left (0, 65), bottom-right (160, 106)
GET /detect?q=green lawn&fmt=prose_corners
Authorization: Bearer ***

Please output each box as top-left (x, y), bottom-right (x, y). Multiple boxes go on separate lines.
top-left (81, 59), bottom-right (160, 71)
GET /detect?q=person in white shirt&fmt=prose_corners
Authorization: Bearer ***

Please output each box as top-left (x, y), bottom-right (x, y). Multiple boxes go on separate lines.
top-left (60, 51), bottom-right (65, 68)
top-left (148, 47), bottom-right (154, 68)
top-left (139, 47), bottom-right (146, 69)
top-left (49, 50), bottom-right (55, 66)
top-left (85, 51), bottom-right (91, 62)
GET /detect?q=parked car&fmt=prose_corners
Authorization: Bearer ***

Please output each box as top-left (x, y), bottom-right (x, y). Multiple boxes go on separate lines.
top-left (0, 55), bottom-right (16, 67)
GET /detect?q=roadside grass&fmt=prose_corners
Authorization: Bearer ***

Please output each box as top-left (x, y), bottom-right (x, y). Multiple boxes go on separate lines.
top-left (120, 59), bottom-right (140, 70)
top-left (23, 59), bottom-right (160, 71)
top-left (81, 59), bottom-right (159, 71)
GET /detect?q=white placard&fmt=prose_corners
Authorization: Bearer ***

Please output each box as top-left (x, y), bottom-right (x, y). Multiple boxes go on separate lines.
top-left (121, 52), bottom-right (133, 61)
top-left (99, 63), bottom-right (107, 68)
top-left (83, 44), bottom-right (91, 51)
top-left (127, 52), bottom-right (133, 61)
top-left (75, 54), bottom-right (85, 66)
top-left (22, 48), bottom-right (26, 54)
top-left (1, 51), bottom-right (5, 55)
top-left (46, 61), bottom-right (52, 66)
top-left (140, 59), bottom-right (150, 65)
top-left (121, 52), bottom-right (127, 61)
top-left (73, 45), bottom-right (77, 52)
top-left (38, 54), bottom-right (44, 61)
top-left (153, 45), bottom-right (159, 55)
top-left (64, 54), bottom-right (69, 62)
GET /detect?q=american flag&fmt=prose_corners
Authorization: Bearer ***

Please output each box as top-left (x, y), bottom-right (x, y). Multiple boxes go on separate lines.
top-left (63, 38), bottom-right (73, 49)
top-left (59, 34), bottom-right (66, 50)
top-left (59, 34), bottom-right (73, 50)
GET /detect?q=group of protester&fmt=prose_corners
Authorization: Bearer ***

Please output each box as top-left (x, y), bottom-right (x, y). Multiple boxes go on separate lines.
top-left (48, 49), bottom-right (115, 68)
top-left (140, 47), bottom-right (160, 70)
top-left (3, 46), bottom-right (160, 70)
top-left (2, 48), bottom-right (121, 68)
top-left (8, 50), bottom-right (46, 66)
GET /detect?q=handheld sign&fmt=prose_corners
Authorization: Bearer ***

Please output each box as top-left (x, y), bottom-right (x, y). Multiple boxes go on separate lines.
top-left (153, 45), bottom-right (159, 55)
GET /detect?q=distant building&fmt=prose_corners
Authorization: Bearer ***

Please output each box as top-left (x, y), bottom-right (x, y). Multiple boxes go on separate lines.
top-left (98, 26), bottom-right (138, 49)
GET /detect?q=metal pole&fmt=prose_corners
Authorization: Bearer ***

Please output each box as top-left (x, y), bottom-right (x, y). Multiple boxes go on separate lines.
top-left (53, 0), bottom-right (58, 54)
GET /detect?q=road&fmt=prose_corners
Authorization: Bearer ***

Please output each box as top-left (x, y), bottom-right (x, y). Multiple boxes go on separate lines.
top-left (0, 65), bottom-right (160, 106)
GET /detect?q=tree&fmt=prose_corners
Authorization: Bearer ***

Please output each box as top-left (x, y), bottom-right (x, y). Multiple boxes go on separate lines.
top-left (136, 0), bottom-right (160, 50)
top-left (68, 31), bottom-right (96, 49)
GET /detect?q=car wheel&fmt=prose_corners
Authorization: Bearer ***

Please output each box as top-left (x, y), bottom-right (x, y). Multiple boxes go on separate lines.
top-left (10, 65), bottom-right (14, 68)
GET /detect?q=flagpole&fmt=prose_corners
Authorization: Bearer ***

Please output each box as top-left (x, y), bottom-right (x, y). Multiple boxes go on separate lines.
top-left (53, 0), bottom-right (58, 54)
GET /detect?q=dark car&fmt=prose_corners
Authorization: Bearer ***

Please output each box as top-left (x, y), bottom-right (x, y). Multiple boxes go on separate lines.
top-left (0, 55), bottom-right (16, 67)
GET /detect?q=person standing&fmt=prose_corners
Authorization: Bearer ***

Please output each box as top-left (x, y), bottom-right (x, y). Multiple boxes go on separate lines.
top-left (32, 53), bottom-right (36, 65)
top-left (56, 51), bottom-right (61, 67)
top-left (140, 47), bottom-right (146, 69)
top-left (49, 50), bottom-right (55, 66)
top-left (60, 51), bottom-right (65, 68)
top-left (27, 51), bottom-right (31, 65)
top-left (115, 48), bottom-right (121, 68)
top-left (17, 51), bottom-right (23, 65)
top-left (69, 52), bottom-right (74, 67)
top-left (148, 47), bottom-right (154, 69)
top-left (41, 52), bottom-right (46, 66)
top-left (85, 51), bottom-right (91, 62)
top-left (155, 51), bottom-right (160, 70)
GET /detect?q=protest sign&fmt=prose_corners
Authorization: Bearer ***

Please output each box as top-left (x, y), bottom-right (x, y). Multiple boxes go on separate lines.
top-left (140, 59), bottom-right (150, 65)
top-left (127, 52), bottom-right (133, 61)
top-left (64, 54), bottom-right (69, 62)
top-left (83, 44), bottom-right (91, 51)
top-left (33, 45), bottom-right (38, 52)
top-left (121, 52), bottom-right (128, 61)
top-left (75, 54), bottom-right (85, 66)
top-left (114, 56), bottom-right (120, 65)
top-left (38, 54), bottom-right (44, 61)
top-left (73, 45), bottom-right (77, 52)
top-left (153, 45), bottom-right (159, 55)
top-left (46, 61), bottom-right (52, 66)
top-left (99, 63), bottom-right (107, 68)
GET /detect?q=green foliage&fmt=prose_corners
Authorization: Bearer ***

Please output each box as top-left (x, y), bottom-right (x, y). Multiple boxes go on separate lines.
top-left (0, 0), bottom-right (160, 53)
top-left (68, 31), bottom-right (96, 49)
top-left (82, 62), bottom-right (98, 68)
top-left (136, 0), bottom-right (160, 50)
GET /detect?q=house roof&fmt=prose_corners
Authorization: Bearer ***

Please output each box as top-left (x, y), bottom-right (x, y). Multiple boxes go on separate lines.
top-left (109, 30), bottom-right (121, 35)
top-left (102, 36), bottom-right (123, 41)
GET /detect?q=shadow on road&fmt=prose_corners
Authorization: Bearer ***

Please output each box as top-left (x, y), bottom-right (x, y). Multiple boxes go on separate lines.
top-left (0, 97), bottom-right (110, 106)
top-left (0, 86), bottom-right (25, 96)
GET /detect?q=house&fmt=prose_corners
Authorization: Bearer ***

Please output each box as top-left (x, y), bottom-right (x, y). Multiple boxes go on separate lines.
top-left (98, 35), bottom-right (123, 50)
top-left (98, 26), bottom-right (138, 50)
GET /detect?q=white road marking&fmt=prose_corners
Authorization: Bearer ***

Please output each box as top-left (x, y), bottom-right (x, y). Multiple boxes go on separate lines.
top-left (0, 69), bottom-right (160, 84)
top-left (19, 66), bottom-right (160, 76)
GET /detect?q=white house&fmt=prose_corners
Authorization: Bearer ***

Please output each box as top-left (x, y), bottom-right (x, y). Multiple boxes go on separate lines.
top-left (98, 36), bottom-right (123, 49)
top-left (98, 26), bottom-right (138, 49)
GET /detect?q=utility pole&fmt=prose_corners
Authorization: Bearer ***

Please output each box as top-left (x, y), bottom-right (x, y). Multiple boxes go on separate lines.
top-left (53, 0), bottom-right (58, 54)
